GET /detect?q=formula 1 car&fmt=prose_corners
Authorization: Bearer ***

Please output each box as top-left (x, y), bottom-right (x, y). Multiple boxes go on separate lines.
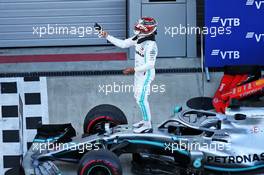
top-left (22, 104), bottom-right (264, 175)
top-left (213, 66), bottom-right (263, 114)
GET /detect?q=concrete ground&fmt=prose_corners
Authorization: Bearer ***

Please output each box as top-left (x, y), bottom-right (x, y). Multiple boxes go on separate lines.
top-left (46, 72), bottom-right (222, 135)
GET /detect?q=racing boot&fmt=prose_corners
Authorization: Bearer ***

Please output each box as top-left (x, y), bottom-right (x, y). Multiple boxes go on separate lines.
top-left (133, 121), bottom-right (152, 133)
top-left (133, 120), bottom-right (144, 128)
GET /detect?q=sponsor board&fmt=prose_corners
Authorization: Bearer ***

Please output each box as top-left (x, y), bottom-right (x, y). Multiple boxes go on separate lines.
top-left (205, 0), bottom-right (264, 67)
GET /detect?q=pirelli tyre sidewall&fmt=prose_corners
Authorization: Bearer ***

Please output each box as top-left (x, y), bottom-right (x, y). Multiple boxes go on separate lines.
top-left (83, 104), bottom-right (127, 134)
top-left (78, 149), bottom-right (122, 175)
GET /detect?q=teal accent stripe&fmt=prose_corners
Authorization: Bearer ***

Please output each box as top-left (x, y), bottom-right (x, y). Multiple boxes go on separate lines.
top-left (127, 140), bottom-right (189, 156)
top-left (140, 70), bottom-right (151, 121)
top-left (139, 44), bottom-right (151, 121)
top-left (128, 140), bottom-right (164, 148)
top-left (33, 139), bottom-right (47, 143)
top-left (139, 101), bottom-right (147, 121)
top-left (204, 164), bottom-right (264, 172)
top-left (33, 133), bottom-right (65, 143)
top-left (34, 137), bottom-right (60, 143)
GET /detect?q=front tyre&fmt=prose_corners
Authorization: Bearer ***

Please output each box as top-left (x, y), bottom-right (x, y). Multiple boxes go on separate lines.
top-left (83, 104), bottom-right (127, 134)
top-left (78, 150), bottom-right (122, 175)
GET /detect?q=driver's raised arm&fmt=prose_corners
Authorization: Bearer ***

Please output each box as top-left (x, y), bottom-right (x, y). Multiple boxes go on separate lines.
top-left (97, 25), bottom-right (136, 49)
top-left (106, 35), bottom-right (136, 49)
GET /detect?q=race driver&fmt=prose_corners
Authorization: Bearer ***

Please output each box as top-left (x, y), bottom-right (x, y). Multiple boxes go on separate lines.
top-left (98, 17), bottom-right (158, 133)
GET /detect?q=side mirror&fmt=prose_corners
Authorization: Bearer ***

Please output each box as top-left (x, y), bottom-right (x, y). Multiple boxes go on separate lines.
top-left (173, 106), bottom-right (182, 115)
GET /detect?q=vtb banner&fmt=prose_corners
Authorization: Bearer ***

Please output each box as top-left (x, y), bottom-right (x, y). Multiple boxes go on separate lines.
top-left (205, 0), bottom-right (264, 67)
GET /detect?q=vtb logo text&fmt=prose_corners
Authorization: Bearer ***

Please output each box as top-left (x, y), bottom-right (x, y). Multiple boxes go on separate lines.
top-left (211, 17), bottom-right (240, 27)
top-left (211, 50), bottom-right (240, 60)
top-left (246, 0), bottom-right (264, 9)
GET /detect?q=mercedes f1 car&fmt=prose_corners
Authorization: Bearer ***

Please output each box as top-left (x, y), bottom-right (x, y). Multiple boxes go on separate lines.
top-left (22, 104), bottom-right (264, 175)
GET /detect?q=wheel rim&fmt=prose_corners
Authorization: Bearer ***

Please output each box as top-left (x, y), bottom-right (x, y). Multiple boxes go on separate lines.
top-left (88, 116), bottom-right (117, 134)
top-left (87, 165), bottom-right (112, 175)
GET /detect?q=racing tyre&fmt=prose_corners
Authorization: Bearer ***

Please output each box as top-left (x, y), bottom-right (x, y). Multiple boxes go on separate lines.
top-left (78, 149), bottom-right (122, 175)
top-left (83, 104), bottom-right (127, 134)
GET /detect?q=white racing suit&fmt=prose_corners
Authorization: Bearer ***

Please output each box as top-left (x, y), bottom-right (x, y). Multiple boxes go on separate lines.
top-left (106, 35), bottom-right (158, 123)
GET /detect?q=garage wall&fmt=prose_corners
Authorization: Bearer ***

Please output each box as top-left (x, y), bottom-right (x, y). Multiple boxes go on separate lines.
top-left (128, 0), bottom-right (197, 58)
top-left (0, 0), bottom-right (127, 47)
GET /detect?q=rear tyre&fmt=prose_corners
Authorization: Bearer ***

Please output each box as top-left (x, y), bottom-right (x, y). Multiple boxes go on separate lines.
top-left (78, 149), bottom-right (122, 175)
top-left (83, 104), bottom-right (127, 134)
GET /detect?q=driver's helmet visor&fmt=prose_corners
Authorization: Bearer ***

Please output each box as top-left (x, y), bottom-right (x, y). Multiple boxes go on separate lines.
top-left (134, 18), bottom-right (157, 35)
